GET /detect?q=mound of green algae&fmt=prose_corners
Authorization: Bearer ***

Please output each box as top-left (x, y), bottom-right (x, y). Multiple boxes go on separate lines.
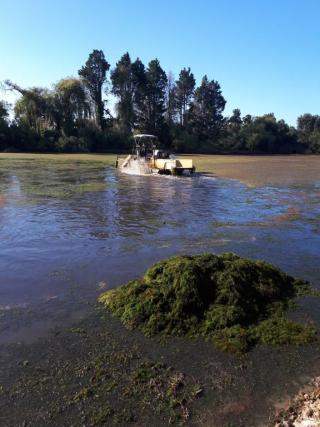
top-left (99, 253), bottom-right (317, 353)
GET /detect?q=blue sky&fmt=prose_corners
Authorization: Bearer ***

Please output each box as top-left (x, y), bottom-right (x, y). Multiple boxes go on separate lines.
top-left (1, 0), bottom-right (319, 125)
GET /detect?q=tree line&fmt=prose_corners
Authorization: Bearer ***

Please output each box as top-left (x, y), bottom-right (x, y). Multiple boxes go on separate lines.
top-left (1, 49), bottom-right (319, 154)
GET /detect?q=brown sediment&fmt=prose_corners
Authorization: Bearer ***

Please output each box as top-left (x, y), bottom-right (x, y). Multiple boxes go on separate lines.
top-left (225, 207), bottom-right (302, 228)
top-left (0, 195), bottom-right (6, 207)
top-left (255, 207), bottom-right (302, 228)
top-left (182, 154), bottom-right (320, 187)
top-left (268, 207), bottom-right (301, 224)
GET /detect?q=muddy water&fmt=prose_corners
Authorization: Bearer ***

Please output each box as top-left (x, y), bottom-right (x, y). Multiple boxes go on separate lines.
top-left (0, 158), bottom-right (320, 342)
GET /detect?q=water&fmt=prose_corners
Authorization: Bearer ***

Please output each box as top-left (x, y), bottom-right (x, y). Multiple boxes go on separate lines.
top-left (1, 158), bottom-right (320, 426)
top-left (120, 156), bottom-right (152, 175)
top-left (0, 158), bottom-right (320, 342)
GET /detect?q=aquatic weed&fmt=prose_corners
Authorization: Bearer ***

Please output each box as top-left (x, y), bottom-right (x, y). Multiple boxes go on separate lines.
top-left (99, 253), bottom-right (318, 353)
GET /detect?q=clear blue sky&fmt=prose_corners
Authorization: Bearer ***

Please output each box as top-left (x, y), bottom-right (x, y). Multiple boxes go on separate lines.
top-left (1, 0), bottom-right (319, 125)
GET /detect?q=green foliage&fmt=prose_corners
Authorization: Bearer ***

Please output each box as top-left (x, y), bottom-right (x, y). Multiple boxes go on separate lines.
top-left (171, 127), bottom-right (200, 152)
top-left (0, 100), bottom-right (9, 122)
top-left (56, 136), bottom-right (89, 153)
top-left (251, 315), bottom-right (317, 345)
top-left (111, 52), bottom-right (136, 132)
top-left (135, 59), bottom-right (168, 136)
top-left (54, 78), bottom-right (90, 135)
top-left (175, 67), bottom-right (196, 127)
top-left (220, 111), bottom-right (300, 154)
top-left (0, 100), bottom-right (10, 150)
top-left (164, 71), bottom-right (177, 128)
top-left (212, 325), bottom-right (249, 353)
top-left (188, 75), bottom-right (226, 141)
top-left (297, 113), bottom-right (320, 153)
top-left (2, 50), bottom-right (320, 154)
top-left (99, 253), bottom-right (317, 353)
top-left (78, 49), bottom-right (110, 129)
top-left (13, 86), bottom-right (53, 134)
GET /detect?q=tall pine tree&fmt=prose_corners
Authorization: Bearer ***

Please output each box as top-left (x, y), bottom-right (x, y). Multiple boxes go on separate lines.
top-left (135, 59), bottom-right (167, 136)
top-left (188, 75), bottom-right (226, 141)
top-left (111, 52), bottom-right (135, 131)
top-left (175, 67), bottom-right (195, 127)
top-left (78, 50), bottom-right (110, 129)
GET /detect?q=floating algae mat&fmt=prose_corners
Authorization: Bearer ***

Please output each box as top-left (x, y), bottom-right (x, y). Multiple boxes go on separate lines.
top-left (99, 253), bottom-right (318, 353)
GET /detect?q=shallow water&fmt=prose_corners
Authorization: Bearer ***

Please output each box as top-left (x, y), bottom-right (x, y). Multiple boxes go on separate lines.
top-left (1, 158), bottom-right (320, 426)
top-left (0, 158), bottom-right (320, 342)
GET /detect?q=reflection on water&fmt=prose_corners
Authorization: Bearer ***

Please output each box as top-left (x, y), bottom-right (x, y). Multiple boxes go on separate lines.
top-left (0, 159), bottom-right (319, 333)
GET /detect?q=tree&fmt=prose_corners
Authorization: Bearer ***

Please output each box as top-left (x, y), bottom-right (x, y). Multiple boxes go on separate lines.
top-left (297, 113), bottom-right (318, 135)
top-left (78, 50), bottom-right (110, 129)
top-left (0, 100), bottom-right (9, 123)
top-left (11, 86), bottom-right (52, 134)
top-left (228, 108), bottom-right (242, 132)
top-left (175, 67), bottom-right (195, 127)
top-left (111, 52), bottom-right (135, 132)
top-left (5, 80), bottom-right (53, 131)
top-left (54, 78), bottom-right (90, 135)
top-left (243, 114), bottom-right (253, 126)
top-left (165, 71), bottom-right (177, 127)
top-left (5, 79), bottom-right (90, 137)
top-left (3, 52), bottom-right (316, 154)
top-left (219, 109), bottom-right (244, 152)
top-left (188, 75), bottom-right (226, 141)
top-left (130, 58), bottom-right (147, 129)
top-left (297, 114), bottom-right (320, 152)
top-left (242, 114), bottom-right (298, 154)
top-left (4, 82), bottom-right (59, 150)
top-left (135, 59), bottom-right (167, 135)
top-left (0, 100), bottom-right (10, 150)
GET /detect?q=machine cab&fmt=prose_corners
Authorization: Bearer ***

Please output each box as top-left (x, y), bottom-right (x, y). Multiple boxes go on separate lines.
top-left (133, 134), bottom-right (158, 159)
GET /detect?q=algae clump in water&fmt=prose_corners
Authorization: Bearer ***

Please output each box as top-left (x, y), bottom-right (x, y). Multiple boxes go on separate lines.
top-left (99, 253), bottom-right (317, 352)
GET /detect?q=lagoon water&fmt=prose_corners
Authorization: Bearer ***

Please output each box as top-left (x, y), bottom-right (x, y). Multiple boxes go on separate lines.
top-left (0, 158), bottom-right (320, 341)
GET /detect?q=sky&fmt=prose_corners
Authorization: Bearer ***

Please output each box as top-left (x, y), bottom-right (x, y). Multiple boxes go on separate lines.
top-left (0, 0), bottom-right (319, 125)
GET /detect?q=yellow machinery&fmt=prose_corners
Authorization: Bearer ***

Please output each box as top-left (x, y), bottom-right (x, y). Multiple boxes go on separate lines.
top-left (118, 134), bottom-right (195, 176)
top-left (150, 157), bottom-right (194, 175)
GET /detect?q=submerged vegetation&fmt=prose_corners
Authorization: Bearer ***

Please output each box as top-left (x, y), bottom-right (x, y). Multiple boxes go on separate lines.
top-left (99, 253), bottom-right (317, 353)
top-left (0, 157), bottom-right (112, 200)
top-left (0, 313), bottom-right (202, 426)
